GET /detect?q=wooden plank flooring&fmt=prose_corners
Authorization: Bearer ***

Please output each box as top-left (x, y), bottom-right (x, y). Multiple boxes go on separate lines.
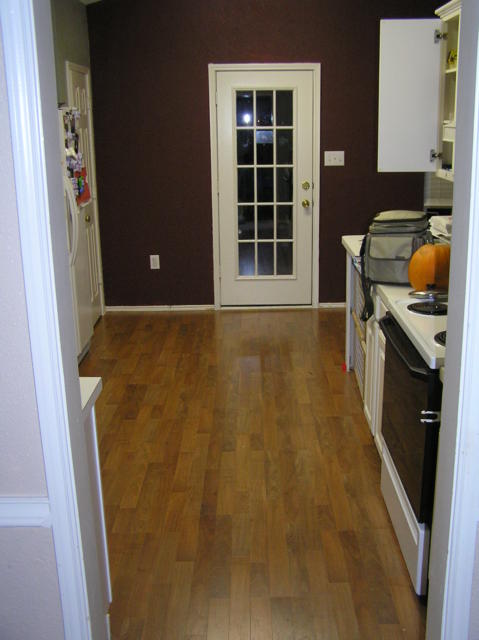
top-left (79, 309), bottom-right (427, 639)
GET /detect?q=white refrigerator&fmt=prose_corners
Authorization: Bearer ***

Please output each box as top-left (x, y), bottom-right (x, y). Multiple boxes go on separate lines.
top-left (59, 107), bottom-right (93, 357)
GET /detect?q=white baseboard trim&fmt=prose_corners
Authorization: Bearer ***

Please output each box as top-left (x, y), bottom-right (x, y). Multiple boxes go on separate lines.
top-left (105, 304), bottom-right (215, 313)
top-left (105, 303), bottom-right (345, 312)
top-left (318, 302), bottom-right (346, 309)
top-left (0, 497), bottom-right (51, 527)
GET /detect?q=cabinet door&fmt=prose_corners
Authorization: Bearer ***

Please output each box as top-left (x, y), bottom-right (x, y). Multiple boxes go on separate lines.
top-left (374, 326), bottom-right (386, 457)
top-left (378, 19), bottom-right (442, 172)
top-left (364, 316), bottom-right (376, 433)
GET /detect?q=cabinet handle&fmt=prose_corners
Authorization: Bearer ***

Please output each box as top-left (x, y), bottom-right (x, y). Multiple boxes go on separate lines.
top-left (420, 410), bottom-right (441, 424)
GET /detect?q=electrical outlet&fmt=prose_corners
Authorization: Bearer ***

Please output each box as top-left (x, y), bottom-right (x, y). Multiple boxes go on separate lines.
top-left (324, 150), bottom-right (345, 166)
top-left (150, 254), bottom-right (160, 270)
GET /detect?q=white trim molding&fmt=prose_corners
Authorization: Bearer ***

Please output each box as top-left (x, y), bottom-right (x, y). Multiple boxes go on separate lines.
top-left (208, 63), bottom-right (321, 309)
top-left (0, 497), bottom-right (51, 528)
top-left (318, 302), bottom-right (346, 309)
top-left (105, 304), bottom-right (215, 312)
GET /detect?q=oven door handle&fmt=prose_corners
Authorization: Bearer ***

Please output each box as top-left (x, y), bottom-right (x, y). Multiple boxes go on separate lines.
top-left (379, 315), bottom-right (430, 380)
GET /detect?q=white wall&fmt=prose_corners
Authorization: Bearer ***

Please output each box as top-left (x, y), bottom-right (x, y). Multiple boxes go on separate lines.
top-left (0, 26), bottom-right (65, 640)
top-left (470, 525), bottom-right (479, 639)
top-left (0, 31), bottom-right (47, 496)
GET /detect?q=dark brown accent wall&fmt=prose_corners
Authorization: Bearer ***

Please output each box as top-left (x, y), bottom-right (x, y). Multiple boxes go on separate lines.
top-left (87, 0), bottom-right (438, 305)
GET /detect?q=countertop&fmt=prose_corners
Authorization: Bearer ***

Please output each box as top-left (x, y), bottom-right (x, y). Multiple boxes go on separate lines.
top-left (80, 376), bottom-right (102, 417)
top-left (341, 235), bottom-right (363, 259)
top-left (341, 235), bottom-right (446, 368)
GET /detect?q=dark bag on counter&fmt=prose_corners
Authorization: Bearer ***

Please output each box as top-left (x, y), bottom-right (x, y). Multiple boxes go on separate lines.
top-left (360, 210), bottom-right (430, 320)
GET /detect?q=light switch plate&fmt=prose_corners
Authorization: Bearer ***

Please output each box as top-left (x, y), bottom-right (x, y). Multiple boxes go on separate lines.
top-left (150, 254), bottom-right (160, 269)
top-left (324, 150), bottom-right (345, 166)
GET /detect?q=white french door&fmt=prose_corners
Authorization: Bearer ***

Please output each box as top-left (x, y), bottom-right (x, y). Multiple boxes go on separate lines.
top-left (213, 66), bottom-right (319, 306)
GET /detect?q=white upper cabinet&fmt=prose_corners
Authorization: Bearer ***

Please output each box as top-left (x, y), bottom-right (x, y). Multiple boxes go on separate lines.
top-left (378, 1), bottom-right (461, 181)
top-left (378, 19), bottom-right (442, 173)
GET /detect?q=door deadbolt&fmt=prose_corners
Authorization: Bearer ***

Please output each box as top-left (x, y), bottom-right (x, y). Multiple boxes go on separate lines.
top-left (301, 180), bottom-right (311, 190)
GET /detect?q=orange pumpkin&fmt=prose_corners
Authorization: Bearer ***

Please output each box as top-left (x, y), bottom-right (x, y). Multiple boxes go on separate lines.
top-left (408, 243), bottom-right (451, 291)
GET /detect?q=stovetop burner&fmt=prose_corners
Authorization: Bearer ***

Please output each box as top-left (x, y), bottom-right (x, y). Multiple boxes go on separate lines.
top-left (407, 302), bottom-right (448, 316)
top-left (434, 331), bottom-right (447, 346)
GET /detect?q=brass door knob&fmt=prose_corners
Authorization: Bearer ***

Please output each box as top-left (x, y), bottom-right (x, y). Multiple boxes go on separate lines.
top-left (301, 199), bottom-right (310, 208)
top-left (85, 214), bottom-right (91, 223)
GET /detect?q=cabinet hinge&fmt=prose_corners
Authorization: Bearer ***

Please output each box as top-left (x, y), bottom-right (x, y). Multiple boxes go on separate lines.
top-left (434, 29), bottom-right (448, 43)
top-left (430, 149), bottom-right (443, 162)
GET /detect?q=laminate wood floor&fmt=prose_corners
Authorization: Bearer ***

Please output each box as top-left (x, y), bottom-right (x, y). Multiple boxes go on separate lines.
top-left (79, 309), bottom-right (427, 640)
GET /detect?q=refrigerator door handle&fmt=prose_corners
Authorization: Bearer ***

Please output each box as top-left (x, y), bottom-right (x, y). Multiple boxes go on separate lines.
top-left (64, 175), bottom-right (79, 267)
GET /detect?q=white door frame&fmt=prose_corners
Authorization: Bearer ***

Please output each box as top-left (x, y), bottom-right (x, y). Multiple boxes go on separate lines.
top-left (0, 0), bottom-right (102, 637)
top-left (208, 63), bottom-right (321, 309)
top-left (426, 0), bottom-right (479, 637)
top-left (66, 60), bottom-right (105, 317)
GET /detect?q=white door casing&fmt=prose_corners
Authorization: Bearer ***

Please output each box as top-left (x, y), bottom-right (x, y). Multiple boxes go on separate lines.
top-left (66, 61), bottom-right (104, 323)
top-left (209, 64), bottom-right (320, 307)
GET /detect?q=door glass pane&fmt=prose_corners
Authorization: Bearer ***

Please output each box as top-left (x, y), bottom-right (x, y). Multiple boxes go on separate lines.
top-left (238, 168), bottom-right (254, 202)
top-left (258, 205), bottom-right (274, 239)
top-left (239, 243), bottom-right (255, 275)
top-left (258, 243), bottom-right (274, 275)
top-left (257, 168), bottom-right (274, 202)
top-left (277, 205), bottom-right (293, 239)
top-left (237, 130), bottom-right (254, 165)
top-left (237, 92), bottom-right (253, 126)
top-left (238, 205), bottom-right (255, 239)
top-left (276, 91), bottom-right (293, 126)
top-left (277, 242), bottom-right (293, 275)
top-left (256, 130), bottom-right (273, 165)
top-left (276, 130), bottom-right (293, 164)
top-left (256, 91), bottom-right (273, 126)
top-left (276, 167), bottom-right (292, 202)
top-left (233, 87), bottom-right (297, 281)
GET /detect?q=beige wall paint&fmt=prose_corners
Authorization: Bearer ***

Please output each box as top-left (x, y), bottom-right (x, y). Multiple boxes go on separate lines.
top-left (0, 24), bottom-right (65, 640)
top-left (0, 528), bottom-right (64, 639)
top-left (0, 25), bottom-right (47, 496)
top-left (51, 0), bottom-right (90, 104)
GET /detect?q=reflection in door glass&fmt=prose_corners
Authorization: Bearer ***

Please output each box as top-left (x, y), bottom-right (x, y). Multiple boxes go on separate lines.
top-left (256, 91), bottom-right (273, 126)
top-left (257, 168), bottom-right (274, 202)
top-left (276, 130), bottom-right (293, 165)
top-left (236, 92), bottom-right (253, 126)
top-left (276, 91), bottom-right (293, 126)
top-left (258, 243), bottom-right (274, 275)
top-left (258, 206), bottom-right (274, 239)
top-left (235, 89), bottom-right (295, 277)
top-left (277, 205), bottom-right (293, 239)
top-left (276, 167), bottom-right (293, 202)
top-left (238, 205), bottom-right (255, 239)
top-left (277, 242), bottom-right (293, 275)
top-left (237, 130), bottom-right (254, 165)
top-left (256, 130), bottom-right (274, 165)
top-left (239, 243), bottom-right (255, 275)
top-left (238, 168), bottom-right (254, 202)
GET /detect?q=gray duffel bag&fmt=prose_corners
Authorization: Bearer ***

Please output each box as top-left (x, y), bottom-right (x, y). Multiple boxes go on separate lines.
top-left (360, 210), bottom-right (430, 320)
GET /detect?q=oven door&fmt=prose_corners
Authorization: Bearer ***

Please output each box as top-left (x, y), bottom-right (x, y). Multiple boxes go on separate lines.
top-left (379, 313), bottom-right (441, 525)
